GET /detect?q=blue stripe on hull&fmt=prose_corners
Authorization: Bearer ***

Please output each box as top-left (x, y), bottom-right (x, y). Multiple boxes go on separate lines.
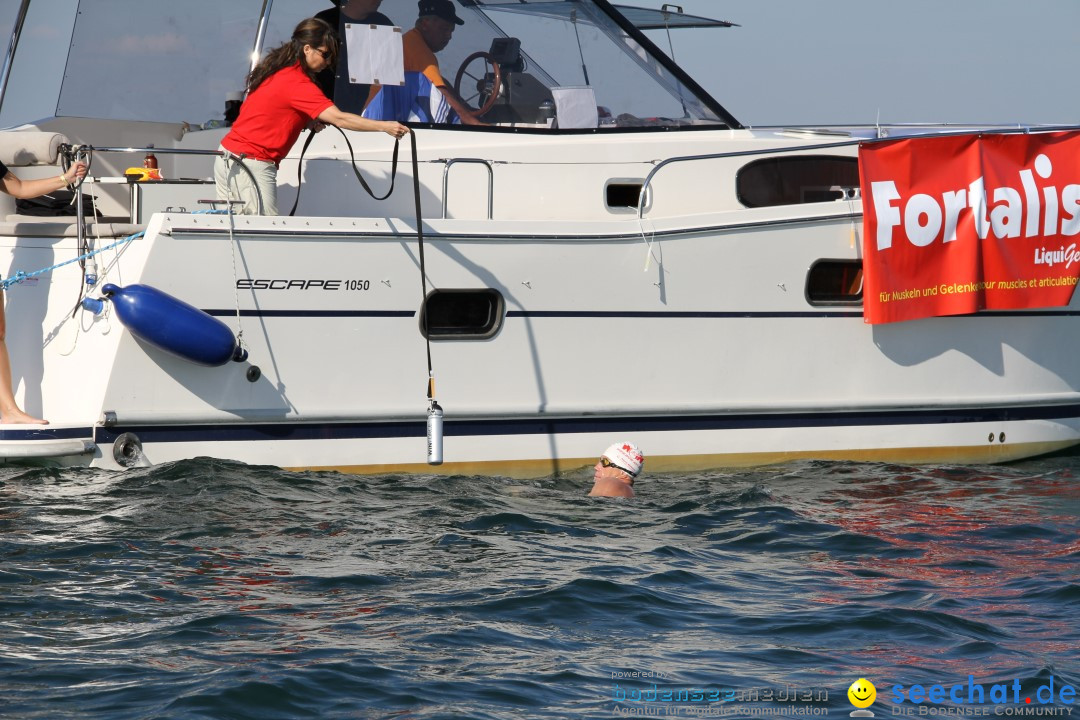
top-left (0, 427), bottom-right (94, 441)
top-left (201, 309), bottom-right (1080, 320)
top-left (204, 310), bottom-right (415, 318)
top-left (94, 404), bottom-right (1080, 445)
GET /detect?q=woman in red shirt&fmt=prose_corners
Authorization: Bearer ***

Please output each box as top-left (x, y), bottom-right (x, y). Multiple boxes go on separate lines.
top-left (215, 17), bottom-right (408, 215)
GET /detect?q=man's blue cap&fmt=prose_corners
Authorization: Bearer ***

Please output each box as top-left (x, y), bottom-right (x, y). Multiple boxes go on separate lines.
top-left (418, 0), bottom-right (465, 25)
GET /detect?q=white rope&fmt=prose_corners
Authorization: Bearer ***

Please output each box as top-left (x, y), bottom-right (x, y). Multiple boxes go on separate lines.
top-left (224, 157), bottom-right (247, 353)
top-left (639, 216), bottom-right (658, 271)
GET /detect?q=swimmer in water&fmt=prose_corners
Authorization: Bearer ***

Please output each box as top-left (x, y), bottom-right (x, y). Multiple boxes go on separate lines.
top-left (589, 441), bottom-right (644, 498)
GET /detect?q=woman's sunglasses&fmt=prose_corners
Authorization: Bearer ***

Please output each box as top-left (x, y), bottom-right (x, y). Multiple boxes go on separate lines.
top-left (600, 456), bottom-right (636, 478)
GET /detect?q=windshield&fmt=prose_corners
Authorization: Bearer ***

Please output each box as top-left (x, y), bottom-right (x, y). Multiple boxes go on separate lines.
top-left (52, 0), bottom-right (735, 130)
top-left (469, 0), bottom-right (730, 127)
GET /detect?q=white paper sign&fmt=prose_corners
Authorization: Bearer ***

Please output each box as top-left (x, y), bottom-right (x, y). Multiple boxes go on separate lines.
top-left (551, 86), bottom-right (598, 129)
top-left (345, 24), bottom-right (405, 87)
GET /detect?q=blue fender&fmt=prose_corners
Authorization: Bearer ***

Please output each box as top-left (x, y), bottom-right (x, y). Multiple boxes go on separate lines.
top-left (101, 283), bottom-right (247, 367)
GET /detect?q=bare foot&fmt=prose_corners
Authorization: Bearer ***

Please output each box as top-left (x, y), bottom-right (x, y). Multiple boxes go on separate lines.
top-left (1, 408), bottom-right (48, 425)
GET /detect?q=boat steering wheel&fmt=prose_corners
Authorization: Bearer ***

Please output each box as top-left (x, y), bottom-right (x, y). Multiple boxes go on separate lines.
top-left (453, 51), bottom-right (502, 116)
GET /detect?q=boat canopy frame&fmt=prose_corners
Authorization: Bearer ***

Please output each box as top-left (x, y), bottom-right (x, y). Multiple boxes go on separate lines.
top-left (0, 0), bottom-right (740, 132)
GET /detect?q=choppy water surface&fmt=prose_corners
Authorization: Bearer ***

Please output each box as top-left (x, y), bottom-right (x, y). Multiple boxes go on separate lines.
top-left (1, 455), bottom-right (1078, 719)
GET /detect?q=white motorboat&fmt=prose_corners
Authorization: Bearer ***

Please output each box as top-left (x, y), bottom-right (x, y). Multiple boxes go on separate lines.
top-left (0, 0), bottom-right (1077, 475)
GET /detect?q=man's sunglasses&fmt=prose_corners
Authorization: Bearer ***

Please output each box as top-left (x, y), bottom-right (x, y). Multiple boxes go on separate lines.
top-left (600, 456), bottom-right (636, 477)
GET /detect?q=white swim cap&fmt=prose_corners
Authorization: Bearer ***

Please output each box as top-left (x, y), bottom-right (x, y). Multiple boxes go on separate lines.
top-left (601, 441), bottom-right (644, 477)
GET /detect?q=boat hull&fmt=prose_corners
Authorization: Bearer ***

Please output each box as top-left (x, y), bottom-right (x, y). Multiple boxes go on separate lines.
top-left (6, 198), bottom-right (1079, 474)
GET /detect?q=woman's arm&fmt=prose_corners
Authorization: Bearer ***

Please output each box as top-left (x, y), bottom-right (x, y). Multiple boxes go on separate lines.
top-left (0, 162), bottom-right (87, 199)
top-left (317, 106), bottom-right (409, 138)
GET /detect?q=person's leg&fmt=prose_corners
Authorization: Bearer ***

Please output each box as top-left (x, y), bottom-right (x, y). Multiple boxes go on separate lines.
top-left (0, 292), bottom-right (46, 424)
top-left (214, 153), bottom-right (274, 215)
top-left (246, 159), bottom-right (278, 216)
top-left (213, 154), bottom-right (237, 209)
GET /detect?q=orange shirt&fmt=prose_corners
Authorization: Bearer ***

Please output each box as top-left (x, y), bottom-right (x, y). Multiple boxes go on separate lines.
top-left (402, 28), bottom-right (446, 87)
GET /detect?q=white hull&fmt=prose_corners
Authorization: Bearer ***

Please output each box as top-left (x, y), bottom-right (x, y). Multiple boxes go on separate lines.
top-left (2, 126), bottom-right (1078, 474)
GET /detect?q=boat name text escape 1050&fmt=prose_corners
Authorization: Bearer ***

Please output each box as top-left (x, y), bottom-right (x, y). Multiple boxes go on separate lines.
top-left (235, 279), bottom-right (371, 291)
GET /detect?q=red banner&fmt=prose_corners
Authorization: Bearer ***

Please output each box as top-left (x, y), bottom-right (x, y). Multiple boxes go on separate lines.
top-left (859, 131), bottom-right (1080, 324)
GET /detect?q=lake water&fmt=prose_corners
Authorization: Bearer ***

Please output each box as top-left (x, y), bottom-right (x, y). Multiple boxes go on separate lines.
top-left (2, 454), bottom-right (1078, 719)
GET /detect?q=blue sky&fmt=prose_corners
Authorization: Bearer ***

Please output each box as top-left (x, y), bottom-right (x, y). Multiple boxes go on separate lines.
top-left (646, 0), bottom-right (1080, 126)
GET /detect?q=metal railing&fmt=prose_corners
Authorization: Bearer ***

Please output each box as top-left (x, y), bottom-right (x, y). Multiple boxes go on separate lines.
top-left (442, 158), bottom-right (494, 219)
top-left (84, 146), bottom-right (222, 157)
top-left (636, 123), bottom-right (1080, 220)
top-left (64, 145), bottom-right (222, 246)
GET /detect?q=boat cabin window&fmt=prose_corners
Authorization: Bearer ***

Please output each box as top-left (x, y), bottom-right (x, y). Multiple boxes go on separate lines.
top-left (737, 156), bottom-right (860, 208)
top-left (50, 0), bottom-right (735, 131)
top-left (420, 289), bottom-right (505, 339)
top-left (805, 260), bottom-right (863, 306)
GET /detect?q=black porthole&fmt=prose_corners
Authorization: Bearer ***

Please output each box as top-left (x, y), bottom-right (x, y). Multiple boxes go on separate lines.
top-left (806, 259), bottom-right (863, 306)
top-left (606, 181), bottom-right (646, 210)
top-left (420, 289), bottom-right (504, 340)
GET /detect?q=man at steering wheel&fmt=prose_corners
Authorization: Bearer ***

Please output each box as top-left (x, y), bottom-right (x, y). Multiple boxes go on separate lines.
top-left (403, 0), bottom-right (484, 125)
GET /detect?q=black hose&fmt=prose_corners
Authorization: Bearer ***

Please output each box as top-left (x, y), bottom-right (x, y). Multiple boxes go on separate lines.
top-left (289, 126), bottom-right (400, 217)
top-left (408, 131), bottom-right (434, 399)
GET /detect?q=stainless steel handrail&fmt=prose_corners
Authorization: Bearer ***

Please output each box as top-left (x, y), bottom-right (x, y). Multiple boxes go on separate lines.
top-left (442, 158), bottom-right (493, 219)
top-left (65, 146), bottom-right (222, 225)
top-left (636, 138), bottom-right (863, 219)
top-left (77, 146), bottom-right (223, 156)
top-left (636, 123), bottom-right (1080, 220)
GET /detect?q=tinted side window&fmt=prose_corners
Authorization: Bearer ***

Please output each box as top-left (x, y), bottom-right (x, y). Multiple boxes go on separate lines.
top-left (737, 156), bottom-right (860, 208)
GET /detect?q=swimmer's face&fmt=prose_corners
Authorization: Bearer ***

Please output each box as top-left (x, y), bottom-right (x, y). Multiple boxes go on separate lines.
top-left (594, 457), bottom-right (633, 485)
top-left (847, 679), bottom-right (876, 709)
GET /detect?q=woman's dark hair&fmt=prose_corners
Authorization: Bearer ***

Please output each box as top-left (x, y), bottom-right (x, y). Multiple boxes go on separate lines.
top-left (247, 18), bottom-right (338, 93)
